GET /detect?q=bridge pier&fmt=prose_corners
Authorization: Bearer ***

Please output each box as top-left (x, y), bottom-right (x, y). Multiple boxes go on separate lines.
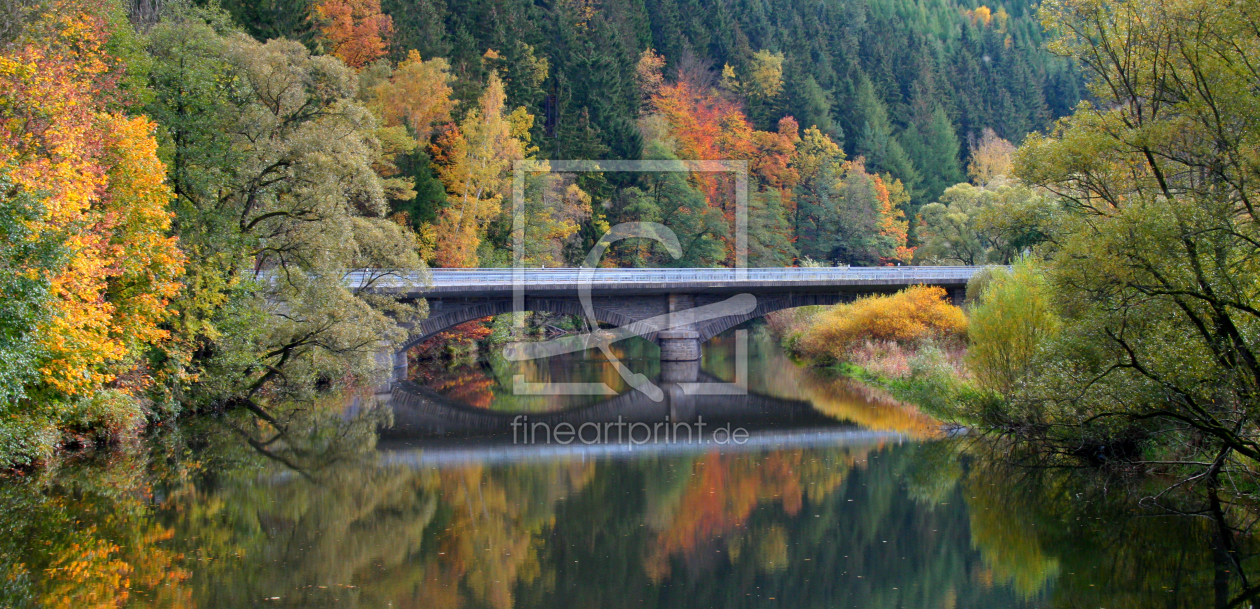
top-left (658, 330), bottom-right (701, 360)
top-left (658, 294), bottom-right (702, 361)
top-left (949, 286), bottom-right (968, 307)
top-left (392, 350), bottom-right (409, 382)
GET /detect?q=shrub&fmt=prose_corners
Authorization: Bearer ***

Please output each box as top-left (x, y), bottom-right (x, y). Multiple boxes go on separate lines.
top-left (62, 389), bottom-right (147, 440)
top-left (797, 285), bottom-right (968, 361)
top-left (966, 260), bottom-right (1060, 394)
top-left (0, 414), bottom-right (59, 467)
top-left (764, 306), bottom-right (823, 352)
top-left (964, 265), bottom-right (1003, 305)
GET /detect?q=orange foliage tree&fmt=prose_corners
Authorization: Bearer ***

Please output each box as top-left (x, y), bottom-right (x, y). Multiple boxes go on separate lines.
top-left (648, 78), bottom-right (799, 263)
top-left (651, 79), bottom-right (798, 190)
top-left (313, 0), bottom-right (394, 69)
top-left (0, 1), bottom-right (183, 398)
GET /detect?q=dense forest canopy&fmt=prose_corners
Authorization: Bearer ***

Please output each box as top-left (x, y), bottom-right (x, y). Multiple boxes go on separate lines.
top-left (222, 0), bottom-right (1077, 151)
top-left (210, 0), bottom-right (1081, 258)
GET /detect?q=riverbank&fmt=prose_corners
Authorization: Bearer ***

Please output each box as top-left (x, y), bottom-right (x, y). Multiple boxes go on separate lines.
top-left (765, 285), bottom-right (991, 424)
top-left (769, 275), bottom-right (1260, 477)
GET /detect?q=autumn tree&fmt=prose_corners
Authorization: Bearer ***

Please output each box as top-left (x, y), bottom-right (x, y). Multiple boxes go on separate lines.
top-left (1000, 0), bottom-right (1260, 464)
top-left (0, 0), bottom-right (184, 418)
top-left (634, 48), bottom-right (666, 109)
top-left (519, 174), bottom-right (594, 266)
top-left (430, 73), bottom-right (530, 267)
top-left (968, 128), bottom-right (1015, 187)
top-left (313, 0), bottom-right (393, 69)
top-left (647, 77), bottom-right (798, 264)
top-left (364, 50), bottom-right (454, 234)
top-left (722, 50), bottom-right (786, 130)
top-left (368, 50), bottom-right (454, 140)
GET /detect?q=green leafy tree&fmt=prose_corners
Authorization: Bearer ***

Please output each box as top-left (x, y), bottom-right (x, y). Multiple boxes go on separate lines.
top-left (612, 144), bottom-right (727, 267)
top-left (914, 181), bottom-right (1055, 265)
top-left (145, 5), bottom-right (424, 407)
top-left (748, 190), bottom-right (798, 266)
top-left (0, 176), bottom-right (63, 409)
top-left (1008, 0), bottom-right (1260, 463)
top-left (966, 261), bottom-right (1061, 398)
top-left (793, 126), bottom-right (847, 262)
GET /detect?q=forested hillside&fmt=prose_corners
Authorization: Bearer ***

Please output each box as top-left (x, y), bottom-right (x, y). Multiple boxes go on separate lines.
top-left (213, 0), bottom-right (1081, 261)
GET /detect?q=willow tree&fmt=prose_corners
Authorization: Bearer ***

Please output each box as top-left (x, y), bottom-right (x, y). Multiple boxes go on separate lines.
top-left (1012, 0), bottom-right (1260, 465)
top-left (145, 5), bottom-right (424, 407)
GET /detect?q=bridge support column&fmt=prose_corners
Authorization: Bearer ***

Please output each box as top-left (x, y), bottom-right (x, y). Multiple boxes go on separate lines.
top-left (660, 360), bottom-right (700, 421)
top-left (376, 342), bottom-right (411, 386)
top-left (659, 294), bottom-right (702, 361)
top-left (658, 329), bottom-right (701, 361)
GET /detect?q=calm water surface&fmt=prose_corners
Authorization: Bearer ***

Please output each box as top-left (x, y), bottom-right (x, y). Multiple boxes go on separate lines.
top-left (0, 325), bottom-right (1255, 608)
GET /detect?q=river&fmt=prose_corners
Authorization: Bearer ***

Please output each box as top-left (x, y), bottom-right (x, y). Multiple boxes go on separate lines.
top-left (0, 323), bottom-right (1255, 607)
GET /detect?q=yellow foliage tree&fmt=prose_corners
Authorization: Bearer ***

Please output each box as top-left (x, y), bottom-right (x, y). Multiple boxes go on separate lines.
top-left (966, 262), bottom-right (1061, 394)
top-left (0, 1), bottom-right (183, 398)
top-left (370, 50), bottom-right (454, 141)
top-left (968, 128), bottom-right (1016, 187)
top-left (367, 50), bottom-right (455, 204)
top-left (431, 74), bottom-right (529, 267)
top-left (634, 48), bottom-right (666, 106)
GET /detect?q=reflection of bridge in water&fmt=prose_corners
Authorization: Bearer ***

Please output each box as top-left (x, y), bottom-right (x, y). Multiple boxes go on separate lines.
top-left (384, 378), bottom-right (836, 437)
top-left (376, 360), bottom-right (911, 465)
top-left (382, 360), bottom-right (832, 436)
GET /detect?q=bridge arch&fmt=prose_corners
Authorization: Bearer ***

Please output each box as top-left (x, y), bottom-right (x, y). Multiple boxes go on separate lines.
top-left (399, 298), bottom-right (646, 353)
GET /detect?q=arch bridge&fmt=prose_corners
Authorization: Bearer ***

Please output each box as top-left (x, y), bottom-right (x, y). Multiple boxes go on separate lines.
top-left (366, 266), bottom-right (981, 375)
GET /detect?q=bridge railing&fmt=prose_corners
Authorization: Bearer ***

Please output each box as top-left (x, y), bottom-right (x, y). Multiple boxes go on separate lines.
top-left (350, 266), bottom-right (984, 288)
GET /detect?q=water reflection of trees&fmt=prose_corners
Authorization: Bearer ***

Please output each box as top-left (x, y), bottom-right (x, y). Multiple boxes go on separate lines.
top-left (942, 440), bottom-right (1260, 608)
top-left (705, 330), bottom-right (943, 438)
top-left (0, 449), bottom-right (192, 608)
top-left (8, 399), bottom-right (1260, 608)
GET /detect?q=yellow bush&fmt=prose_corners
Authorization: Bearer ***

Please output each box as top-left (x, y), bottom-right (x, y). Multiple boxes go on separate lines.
top-left (798, 285), bottom-right (967, 360)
